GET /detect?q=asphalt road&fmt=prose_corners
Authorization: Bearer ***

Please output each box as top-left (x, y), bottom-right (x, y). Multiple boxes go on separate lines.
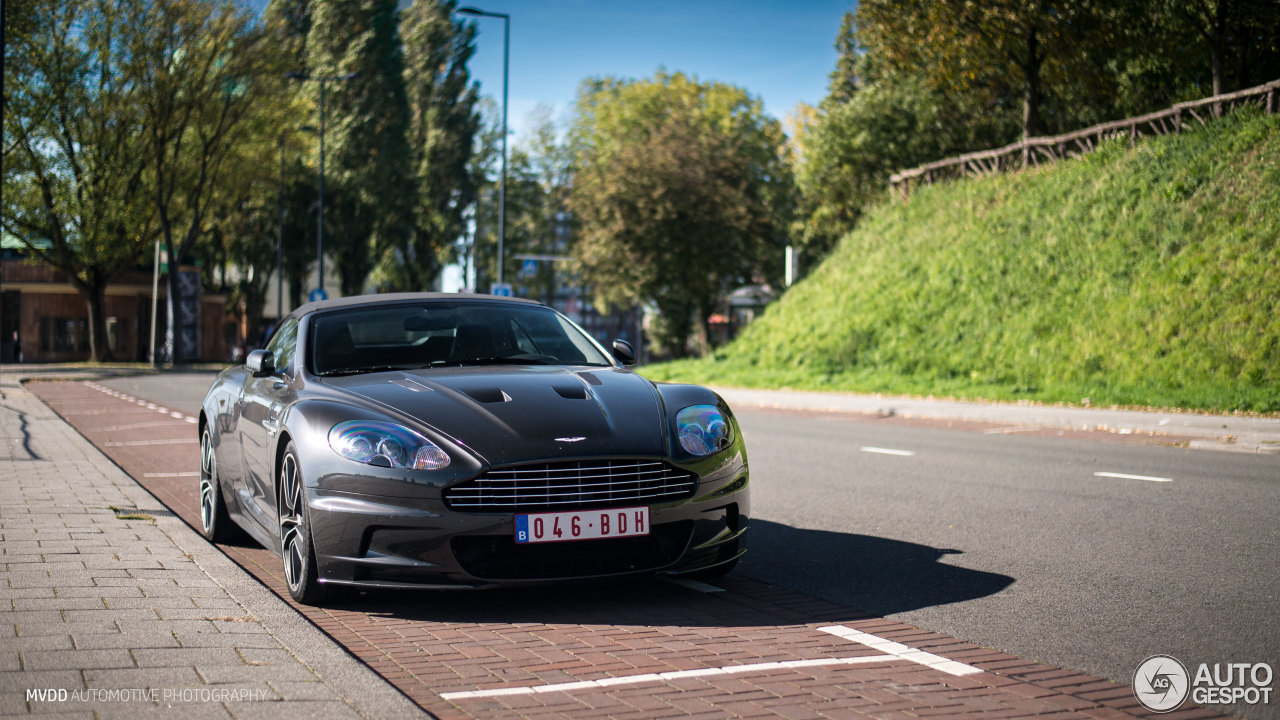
top-left (101, 370), bottom-right (1280, 719)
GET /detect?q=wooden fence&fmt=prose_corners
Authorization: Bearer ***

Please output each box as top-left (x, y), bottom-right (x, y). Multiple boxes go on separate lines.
top-left (888, 78), bottom-right (1280, 199)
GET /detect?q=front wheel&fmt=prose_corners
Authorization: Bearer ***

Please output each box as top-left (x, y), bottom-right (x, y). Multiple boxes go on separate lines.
top-left (199, 428), bottom-right (236, 543)
top-left (278, 443), bottom-right (327, 605)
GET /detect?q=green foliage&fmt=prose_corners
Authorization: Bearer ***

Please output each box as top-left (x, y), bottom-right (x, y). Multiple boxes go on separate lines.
top-left (643, 110), bottom-right (1280, 413)
top-left (371, 0), bottom-right (480, 292)
top-left (568, 71), bottom-right (794, 357)
top-left (3, 0), bottom-right (160, 360)
top-left (306, 0), bottom-right (414, 296)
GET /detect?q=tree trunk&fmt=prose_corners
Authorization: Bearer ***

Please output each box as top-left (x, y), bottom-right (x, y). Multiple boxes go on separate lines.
top-left (1021, 25), bottom-right (1045, 139)
top-left (287, 268), bottom-right (305, 312)
top-left (75, 280), bottom-right (114, 363)
top-left (1210, 40), bottom-right (1225, 96)
top-left (164, 258), bottom-right (180, 364)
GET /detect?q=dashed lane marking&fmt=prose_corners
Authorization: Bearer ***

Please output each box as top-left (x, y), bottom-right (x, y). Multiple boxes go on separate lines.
top-left (860, 446), bottom-right (915, 457)
top-left (440, 655), bottom-right (893, 701)
top-left (818, 625), bottom-right (983, 677)
top-left (1094, 471), bottom-right (1172, 483)
top-left (92, 421), bottom-right (188, 432)
top-left (104, 438), bottom-right (198, 447)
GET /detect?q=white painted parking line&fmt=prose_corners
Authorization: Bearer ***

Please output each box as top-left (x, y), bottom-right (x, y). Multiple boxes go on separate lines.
top-left (860, 447), bottom-right (915, 457)
top-left (1094, 471), bottom-right (1172, 483)
top-left (663, 577), bottom-right (726, 593)
top-left (818, 625), bottom-right (983, 677)
top-left (440, 654), bottom-right (893, 700)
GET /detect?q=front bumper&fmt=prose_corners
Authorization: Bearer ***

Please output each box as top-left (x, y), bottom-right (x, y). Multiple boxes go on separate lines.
top-left (306, 463), bottom-right (749, 589)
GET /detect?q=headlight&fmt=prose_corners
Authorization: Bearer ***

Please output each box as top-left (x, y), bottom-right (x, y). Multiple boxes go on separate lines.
top-left (676, 404), bottom-right (732, 456)
top-left (328, 420), bottom-right (450, 470)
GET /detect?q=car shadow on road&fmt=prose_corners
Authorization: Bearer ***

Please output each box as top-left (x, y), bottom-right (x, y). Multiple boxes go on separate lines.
top-left (739, 519), bottom-right (1015, 617)
top-left (319, 519), bottom-right (1013, 628)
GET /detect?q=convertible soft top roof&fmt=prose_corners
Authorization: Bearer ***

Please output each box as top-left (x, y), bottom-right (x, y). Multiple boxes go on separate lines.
top-left (290, 292), bottom-right (544, 320)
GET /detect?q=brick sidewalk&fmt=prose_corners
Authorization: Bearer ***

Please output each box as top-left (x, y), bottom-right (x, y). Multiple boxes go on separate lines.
top-left (22, 379), bottom-right (1232, 720)
top-left (0, 381), bottom-right (421, 718)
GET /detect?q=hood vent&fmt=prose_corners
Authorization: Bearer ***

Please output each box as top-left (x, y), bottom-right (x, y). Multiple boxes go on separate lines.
top-left (553, 384), bottom-right (588, 400)
top-left (464, 387), bottom-right (512, 404)
top-left (390, 377), bottom-right (434, 393)
top-left (576, 372), bottom-right (603, 386)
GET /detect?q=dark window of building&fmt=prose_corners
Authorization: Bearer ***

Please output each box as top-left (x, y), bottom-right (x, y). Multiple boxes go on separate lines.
top-left (41, 317), bottom-right (89, 352)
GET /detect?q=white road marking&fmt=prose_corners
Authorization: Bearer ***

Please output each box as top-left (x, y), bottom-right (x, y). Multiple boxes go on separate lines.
top-left (170, 412), bottom-right (185, 419)
top-left (1094, 471), bottom-right (1172, 483)
top-left (663, 578), bottom-right (725, 593)
top-left (103, 438), bottom-right (198, 447)
top-left (440, 655), bottom-right (893, 700)
top-left (143, 472), bottom-right (200, 478)
top-left (185, 417), bottom-right (198, 424)
top-left (94, 421), bottom-right (186, 432)
top-left (818, 625), bottom-right (983, 677)
top-left (860, 447), bottom-right (915, 457)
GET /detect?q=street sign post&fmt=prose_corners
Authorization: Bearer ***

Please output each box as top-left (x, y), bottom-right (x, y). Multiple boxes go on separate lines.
top-left (491, 283), bottom-right (513, 297)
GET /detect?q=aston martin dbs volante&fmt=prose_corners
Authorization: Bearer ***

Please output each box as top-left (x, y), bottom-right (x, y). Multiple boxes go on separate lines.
top-left (198, 293), bottom-right (748, 604)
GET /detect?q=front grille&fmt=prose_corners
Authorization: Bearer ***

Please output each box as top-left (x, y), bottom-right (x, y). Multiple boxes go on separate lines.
top-left (444, 459), bottom-right (697, 512)
top-left (451, 520), bottom-right (694, 579)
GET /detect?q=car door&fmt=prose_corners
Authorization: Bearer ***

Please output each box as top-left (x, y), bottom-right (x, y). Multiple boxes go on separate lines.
top-left (237, 318), bottom-right (300, 536)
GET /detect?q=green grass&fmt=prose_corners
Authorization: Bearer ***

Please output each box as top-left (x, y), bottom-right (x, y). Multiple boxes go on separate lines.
top-left (643, 109), bottom-right (1280, 413)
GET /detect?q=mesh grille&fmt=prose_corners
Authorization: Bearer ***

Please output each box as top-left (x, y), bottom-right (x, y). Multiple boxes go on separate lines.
top-left (444, 459), bottom-right (696, 512)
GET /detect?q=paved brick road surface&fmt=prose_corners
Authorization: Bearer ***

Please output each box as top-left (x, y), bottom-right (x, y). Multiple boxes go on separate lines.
top-left (27, 379), bottom-right (1229, 720)
top-left (1, 381), bottom-right (419, 718)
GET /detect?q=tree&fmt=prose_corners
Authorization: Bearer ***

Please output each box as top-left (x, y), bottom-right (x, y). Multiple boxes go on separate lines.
top-left (569, 72), bottom-right (792, 357)
top-left (858, 0), bottom-right (1113, 139)
top-left (1162, 0), bottom-right (1280, 96)
top-left (373, 0), bottom-right (480, 292)
top-left (133, 0), bottom-right (284, 363)
top-left (306, 0), bottom-right (414, 296)
top-left (2, 0), bottom-right (156, 361)
top-left (792, 13), bottom-right (1015, 264)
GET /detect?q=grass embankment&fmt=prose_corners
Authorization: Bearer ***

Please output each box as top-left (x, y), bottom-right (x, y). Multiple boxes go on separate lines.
top-left (643, 110), bottom-right (1280, 413)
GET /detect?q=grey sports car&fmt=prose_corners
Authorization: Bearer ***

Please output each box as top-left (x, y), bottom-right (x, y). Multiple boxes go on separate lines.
top-left (198, 293), bottom-right (749, 604)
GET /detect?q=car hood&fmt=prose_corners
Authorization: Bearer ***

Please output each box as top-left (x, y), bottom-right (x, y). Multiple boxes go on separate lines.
top-left (321, 365), bottom-right (667, 466)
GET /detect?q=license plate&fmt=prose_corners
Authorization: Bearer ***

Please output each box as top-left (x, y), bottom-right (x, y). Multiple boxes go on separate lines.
top-left (515, 506), bottom-right (649, 544)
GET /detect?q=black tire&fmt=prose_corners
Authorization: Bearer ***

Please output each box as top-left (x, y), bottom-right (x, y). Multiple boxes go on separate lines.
top-left (199, 427), bottom-right (236, 543)
top-left (278, 442), bottom-right (327, 605)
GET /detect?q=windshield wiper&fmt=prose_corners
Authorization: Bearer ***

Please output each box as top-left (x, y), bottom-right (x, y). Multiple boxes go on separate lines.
top-left (425, 355), bottom-right (551, 368)
top-left (317, 365), bottom-right (410, 377)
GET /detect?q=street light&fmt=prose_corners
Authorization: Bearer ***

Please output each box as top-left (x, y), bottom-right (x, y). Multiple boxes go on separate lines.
top-left (283, 70), bottom-right (361, 299)
top-left (456, 6), bottom-right (509, 289)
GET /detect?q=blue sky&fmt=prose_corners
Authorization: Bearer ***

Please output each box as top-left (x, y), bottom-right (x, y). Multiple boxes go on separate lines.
top-left (460, 0), bottom-right (853, 139)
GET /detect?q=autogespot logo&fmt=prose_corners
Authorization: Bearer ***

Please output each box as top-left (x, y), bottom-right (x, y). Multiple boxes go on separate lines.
top-left (1135, 655), bottom-right (1190, 713)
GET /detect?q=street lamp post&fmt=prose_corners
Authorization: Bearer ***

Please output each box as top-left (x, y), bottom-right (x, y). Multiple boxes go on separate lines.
top-left (283, 71), bottom-right (360, 299)
top-left (456, 6), bottom-right (509, 289)
top-left (277, 134), bottom-right (285, 320)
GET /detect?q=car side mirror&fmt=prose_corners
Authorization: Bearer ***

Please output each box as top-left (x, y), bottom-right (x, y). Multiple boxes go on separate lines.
top-left (611, 339), bottom-right (637, 366)
top-left (246, 349), bottom-right (275, 377)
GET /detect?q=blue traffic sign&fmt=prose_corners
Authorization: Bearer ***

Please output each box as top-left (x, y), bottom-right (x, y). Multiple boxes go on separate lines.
top-left (309, 288), bottom-right (328, 302)
top-left (490, 283), bottom-right (513, 297)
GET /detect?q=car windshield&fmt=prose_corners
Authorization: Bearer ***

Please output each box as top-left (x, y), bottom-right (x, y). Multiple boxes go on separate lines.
top-left (308, 301), bottom-right (614, 376)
